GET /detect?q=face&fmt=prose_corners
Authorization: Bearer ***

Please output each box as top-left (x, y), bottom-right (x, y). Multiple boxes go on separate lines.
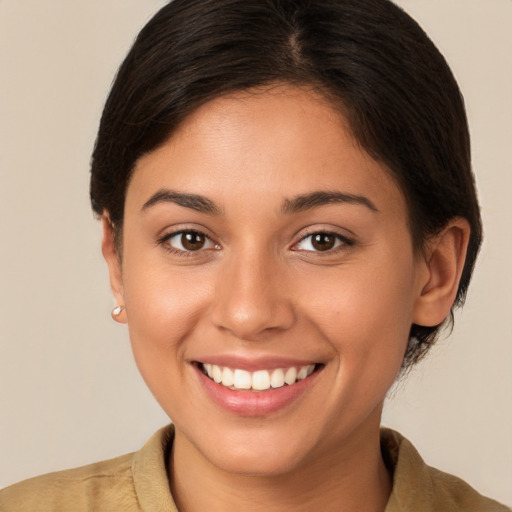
top-left (108, 85), bottom-right (430, 476)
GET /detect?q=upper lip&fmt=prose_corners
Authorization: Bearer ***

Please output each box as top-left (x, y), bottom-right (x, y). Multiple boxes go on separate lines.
top-left (192, 355), bottom-right (321, 372)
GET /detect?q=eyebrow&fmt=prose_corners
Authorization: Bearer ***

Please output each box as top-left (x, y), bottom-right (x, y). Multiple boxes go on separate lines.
top-left (142, 189), bottom-right (222, 215)
top-left (142, 188), bottom-right (378, 216)
top-left (281, 191), bottom-right (379, 214)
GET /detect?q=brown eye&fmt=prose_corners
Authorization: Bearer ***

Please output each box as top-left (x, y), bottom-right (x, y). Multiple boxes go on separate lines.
top-left (311, 233), bottom-right (336, 251)
top-left (164, 230), bottom-right (217, 253)
top-left (294, 231), bottom-right (349, 253)
top-left (181, 232), bottom-right (206, 251)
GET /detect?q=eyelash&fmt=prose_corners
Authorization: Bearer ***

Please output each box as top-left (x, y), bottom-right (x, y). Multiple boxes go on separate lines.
top-left (158, 229), bottom-right (219, 256)
top-left (157, 229), bottom-right (354, 256)
top-left (293, 230), bottom-right (354, 254)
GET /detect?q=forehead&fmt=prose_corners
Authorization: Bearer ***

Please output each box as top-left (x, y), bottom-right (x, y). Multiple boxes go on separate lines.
top-left (128, 85), bottom-right (406, 219)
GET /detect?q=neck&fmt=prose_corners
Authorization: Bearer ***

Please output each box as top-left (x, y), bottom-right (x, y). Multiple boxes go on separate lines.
top-left (169, 420), bottom-right (392, 512)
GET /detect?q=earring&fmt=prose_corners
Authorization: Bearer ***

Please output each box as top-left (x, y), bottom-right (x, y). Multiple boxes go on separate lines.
top-left (111, 305), bottom-right (125, 320)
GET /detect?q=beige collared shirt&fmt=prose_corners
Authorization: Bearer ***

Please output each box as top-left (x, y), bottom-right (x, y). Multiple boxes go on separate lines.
top-left (1, 425), bottom-right (509, 511)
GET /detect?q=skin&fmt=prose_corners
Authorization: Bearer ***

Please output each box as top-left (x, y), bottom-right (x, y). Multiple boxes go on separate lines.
top-left (103, 85), bottom-right (469, 512)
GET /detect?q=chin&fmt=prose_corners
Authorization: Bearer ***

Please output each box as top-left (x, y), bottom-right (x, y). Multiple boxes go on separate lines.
top-left (186, 420), bottom-right (317, 477)
top-left (208, 445), bottom-right (308, 477)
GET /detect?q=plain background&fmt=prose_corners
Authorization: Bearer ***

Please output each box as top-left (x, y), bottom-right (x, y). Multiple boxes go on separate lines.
top-left (0, 0), bottom-right (511, 506)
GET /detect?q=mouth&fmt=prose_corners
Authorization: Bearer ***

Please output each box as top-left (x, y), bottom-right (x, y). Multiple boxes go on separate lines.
top-left (197, 362), bottom-right (321, 392)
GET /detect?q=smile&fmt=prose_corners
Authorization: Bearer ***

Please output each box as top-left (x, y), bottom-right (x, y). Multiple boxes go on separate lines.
top-left (200, 363), bottom-right (317, 391)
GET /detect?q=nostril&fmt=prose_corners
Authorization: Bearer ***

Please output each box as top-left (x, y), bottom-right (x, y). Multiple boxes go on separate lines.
top-left (211, 300), bottom-right (296, 341)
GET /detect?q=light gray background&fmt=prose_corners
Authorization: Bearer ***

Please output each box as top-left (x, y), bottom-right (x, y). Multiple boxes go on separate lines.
top-left (1, 0), bottom-right (511, 506)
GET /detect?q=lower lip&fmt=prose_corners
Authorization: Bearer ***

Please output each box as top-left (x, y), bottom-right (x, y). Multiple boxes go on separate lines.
top-left (194, 365), bottom-right (321, 417)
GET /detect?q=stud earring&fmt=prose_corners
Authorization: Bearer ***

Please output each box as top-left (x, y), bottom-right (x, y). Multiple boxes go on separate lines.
top-left (111, 305), bottom-right (125, 320)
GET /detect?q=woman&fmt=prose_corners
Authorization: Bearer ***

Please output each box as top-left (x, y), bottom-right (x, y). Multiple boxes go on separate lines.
top-left (0, 0), bottom-right (509, 510)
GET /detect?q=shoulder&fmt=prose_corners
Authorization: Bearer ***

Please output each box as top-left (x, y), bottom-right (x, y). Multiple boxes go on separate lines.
top-left (428, 466), bottom-right (510, 512)
top-left (382, 428), bottom-right (511, 512)
top-left (0, 424), bottom-right (177, 512)
top-left (0, 452), bottom-right (138, 512)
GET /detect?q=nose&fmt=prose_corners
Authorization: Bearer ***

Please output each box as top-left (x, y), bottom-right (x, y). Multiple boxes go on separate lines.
top-left (210, 250), bottom-right (296, 341)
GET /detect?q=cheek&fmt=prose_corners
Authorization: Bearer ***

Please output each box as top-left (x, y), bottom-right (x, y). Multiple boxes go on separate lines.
top-left (299, 260), bottom-right (415, 377)
top-left (122, 234), bottom-right (210, 324)
top-left (304, 264), bottom-right (414, 333)
top-left (120, 251), bottom-right (213, 382)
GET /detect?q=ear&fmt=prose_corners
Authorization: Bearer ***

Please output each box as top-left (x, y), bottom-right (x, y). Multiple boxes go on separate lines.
top-left (101, 215), bottom-right (127, 324)
top-left (413, 218), bottom-right (471, 327)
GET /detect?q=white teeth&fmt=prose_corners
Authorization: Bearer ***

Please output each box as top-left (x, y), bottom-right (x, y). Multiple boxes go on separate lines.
top-left (221, 367), bottom-right (234, 387)
top-left (212, 365), bottom-right (222, 383)
top-left (284, 367), bottom-right (297, 385)
top-left (270, 368), bottom-right (285, 388)
top-left (233, 369), bottom-right (252, 389)
top-left (297, 366), bottom-right (308, 380)
top-left (252, 370), bottom-right (271, 391)
top-left (202, 363), bottom-right (316, 391)
top-left (297, 365), bottom-right (315, 381)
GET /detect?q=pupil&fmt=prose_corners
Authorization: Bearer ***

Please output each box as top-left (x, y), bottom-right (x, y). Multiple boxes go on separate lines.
top-left (182, 232), bottom-right (205, 251)
top-left (312, 233), bottom-right (335, 251)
